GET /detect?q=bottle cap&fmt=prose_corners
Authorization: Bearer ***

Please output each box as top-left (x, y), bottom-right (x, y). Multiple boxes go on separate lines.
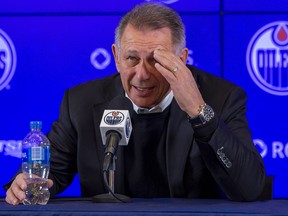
top-left (30, 121), bottom-right (42, 130)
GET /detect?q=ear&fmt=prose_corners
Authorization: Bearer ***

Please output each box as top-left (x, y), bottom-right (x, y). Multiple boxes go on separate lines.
top-left (179, 48), bottom-right (189, 64)
top-left (112, 44), bottom-right (120, 72)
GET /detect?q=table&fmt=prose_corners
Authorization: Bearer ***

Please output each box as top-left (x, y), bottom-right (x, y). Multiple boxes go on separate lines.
top-left (0, 197), bottom-right (287, 216)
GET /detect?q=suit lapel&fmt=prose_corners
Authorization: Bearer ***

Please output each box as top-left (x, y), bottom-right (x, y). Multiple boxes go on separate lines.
top-left (166, 99), bottom-right (194, 197)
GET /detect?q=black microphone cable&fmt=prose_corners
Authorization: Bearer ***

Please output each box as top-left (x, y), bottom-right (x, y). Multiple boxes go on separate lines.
top-left (102, 170), bottom-right (128, 203)
top-left (102, 130), bottom-right (128, 203)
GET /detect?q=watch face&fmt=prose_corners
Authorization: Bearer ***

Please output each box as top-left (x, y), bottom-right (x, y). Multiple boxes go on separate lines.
top-left (188, 104), bottom-right (215, 127)
top-left (202, 104), bottom-right (215, 122)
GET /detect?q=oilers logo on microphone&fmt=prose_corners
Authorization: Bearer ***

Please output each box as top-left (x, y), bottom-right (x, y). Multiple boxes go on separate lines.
top-left (100, 110), bottom-right (132, 146)
top-left (125, 117), bottom-right (131, 139)
top-left (0, 29), bottom-right (17, 91)
top-left (246, 21), bottom-right (288, 96)
top-left (104, 111), bottom-right (125, 125)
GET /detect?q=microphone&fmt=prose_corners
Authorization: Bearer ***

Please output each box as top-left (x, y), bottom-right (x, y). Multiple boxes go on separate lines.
top-left (100, 95), bottom-right (133, 172)
top-left (93, 95), bottom-right (133, 203)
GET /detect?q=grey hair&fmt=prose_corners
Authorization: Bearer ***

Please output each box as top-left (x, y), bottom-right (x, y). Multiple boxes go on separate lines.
top-left (114, 2), bottom-right (186, 53)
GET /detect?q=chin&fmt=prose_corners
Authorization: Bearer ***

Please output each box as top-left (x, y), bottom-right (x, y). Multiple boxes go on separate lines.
top-left (133, 99), bottom-right (155, 108)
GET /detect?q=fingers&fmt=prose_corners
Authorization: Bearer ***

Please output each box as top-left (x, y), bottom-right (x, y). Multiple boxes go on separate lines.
top-left (5, 174), bottom-right (54, 205)
top-left (153, 49), bottom-right (184, 80)
top-left (6, 188), bottom-right (21, 205)
top-left (153, 49), bottom-right (205, 116)
top-left (5, 175), bottom-right (54, 205)
top-left (153, 48), bottom-right (196, 87)
top-left (47, 179), bottom-right (54, 188)
top-left (5, 174), bottom-right (27, 205)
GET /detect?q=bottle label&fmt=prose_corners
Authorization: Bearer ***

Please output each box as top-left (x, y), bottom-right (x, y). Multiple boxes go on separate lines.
top-left (31, 147), bottom-right (43, 160)
top-left (22, 146), bottom-right (50, 164)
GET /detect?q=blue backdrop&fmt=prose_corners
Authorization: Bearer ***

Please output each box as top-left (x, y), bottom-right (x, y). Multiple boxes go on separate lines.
top-left (0, 0), bottom-right (287, 198)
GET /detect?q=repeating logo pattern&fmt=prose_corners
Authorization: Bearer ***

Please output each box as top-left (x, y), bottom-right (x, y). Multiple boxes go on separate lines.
top-left (0, 29), bottom-right (17, 91)
top-left (90, 48), bottom-right (111, 70)
top-left (246, 21), bottom-right (288, 96)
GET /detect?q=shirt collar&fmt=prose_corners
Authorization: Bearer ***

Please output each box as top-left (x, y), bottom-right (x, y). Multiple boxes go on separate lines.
top-left (126, 91), bottom-right (174, 114)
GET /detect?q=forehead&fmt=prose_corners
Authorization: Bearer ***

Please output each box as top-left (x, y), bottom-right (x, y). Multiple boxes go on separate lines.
top-left (120, 24), bottom-right (174, 52)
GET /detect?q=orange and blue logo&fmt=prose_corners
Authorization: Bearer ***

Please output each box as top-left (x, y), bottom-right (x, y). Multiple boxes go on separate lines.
top-left (104, 111), bottom-right (124, 125)
top-left (246, 21), bottom-right (288, 96)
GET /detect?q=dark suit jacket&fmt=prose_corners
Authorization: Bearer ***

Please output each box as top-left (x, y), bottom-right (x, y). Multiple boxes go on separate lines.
top-left (47, 65), bottom-right (265, 201)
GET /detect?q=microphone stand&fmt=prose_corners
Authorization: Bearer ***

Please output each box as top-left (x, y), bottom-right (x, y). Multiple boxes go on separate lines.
top-left (92, 155), bottom-right (131, 203)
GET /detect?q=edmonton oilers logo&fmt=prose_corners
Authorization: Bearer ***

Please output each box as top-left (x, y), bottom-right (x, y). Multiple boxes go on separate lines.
top-left (104, 111), bottom-right (124, 125)
top-left (246, 21), bottom-right (288, 96)
top-left (0, 29), bottom-right (17, 91)
top-left (125, 117), bottom-right (131, 138)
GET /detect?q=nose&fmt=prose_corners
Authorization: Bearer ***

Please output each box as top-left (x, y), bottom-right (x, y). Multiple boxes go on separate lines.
top-left (136, 61), bottom-right (152, 80)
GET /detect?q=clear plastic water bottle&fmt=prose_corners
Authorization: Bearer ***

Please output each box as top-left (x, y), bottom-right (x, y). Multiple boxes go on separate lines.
top-left (21, 121), bottom-right (50, 205)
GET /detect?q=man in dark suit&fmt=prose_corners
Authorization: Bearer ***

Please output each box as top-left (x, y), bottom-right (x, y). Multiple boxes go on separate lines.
top-left (5, 2), bottom-right (265, 205)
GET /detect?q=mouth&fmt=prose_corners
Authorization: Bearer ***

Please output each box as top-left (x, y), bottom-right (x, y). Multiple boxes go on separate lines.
top-left (132, 85), bottom-right (155, 96)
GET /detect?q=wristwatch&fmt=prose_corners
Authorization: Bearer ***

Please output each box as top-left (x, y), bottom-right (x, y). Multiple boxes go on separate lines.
top-left (188, 103), bottom-right (215, 127)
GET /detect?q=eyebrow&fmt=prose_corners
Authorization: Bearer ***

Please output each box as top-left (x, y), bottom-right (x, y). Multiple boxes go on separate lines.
top-left (125, 49), bottom-right (154, 59)
top-left (125, 49), bottom-right (139, 55)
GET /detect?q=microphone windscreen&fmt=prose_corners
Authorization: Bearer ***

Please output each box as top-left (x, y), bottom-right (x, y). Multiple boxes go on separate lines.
top-left (108, 95), bottom-right (134, 114)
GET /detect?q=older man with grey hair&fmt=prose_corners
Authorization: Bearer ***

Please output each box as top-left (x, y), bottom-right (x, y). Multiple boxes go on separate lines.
top-left (5, 2), bottom-right (265, 205)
